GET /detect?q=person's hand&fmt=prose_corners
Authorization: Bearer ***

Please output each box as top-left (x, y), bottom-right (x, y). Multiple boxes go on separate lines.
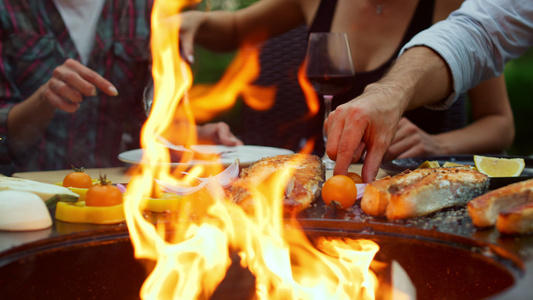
top-left (383, 117), bottom-right (442, 161)
top-left (173, 11), bottom-right (204, 64)
top-left (197, 122), bottom-right (243, 146)
top-left (324, 84), bottom-right (404, 182)
top-left (42, 59), bottom-right (118, 113)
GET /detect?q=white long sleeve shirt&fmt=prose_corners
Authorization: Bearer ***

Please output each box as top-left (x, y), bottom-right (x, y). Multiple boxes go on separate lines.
top-left (400, 0), bottom-right (533, 109)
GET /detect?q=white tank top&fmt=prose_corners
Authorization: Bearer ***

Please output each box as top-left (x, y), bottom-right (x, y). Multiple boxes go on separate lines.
top-left (53, 0), bottom-right (106, 65)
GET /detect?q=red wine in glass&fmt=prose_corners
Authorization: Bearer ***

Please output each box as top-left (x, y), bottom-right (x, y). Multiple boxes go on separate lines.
top-left (307, 74), bottom-right (354, 96)
top-left (305, 32), bottom-right (355, 169)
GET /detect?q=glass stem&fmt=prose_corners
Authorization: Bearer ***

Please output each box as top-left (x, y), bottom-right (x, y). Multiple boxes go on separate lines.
top-left (323, 95), bottom-right (333, 143)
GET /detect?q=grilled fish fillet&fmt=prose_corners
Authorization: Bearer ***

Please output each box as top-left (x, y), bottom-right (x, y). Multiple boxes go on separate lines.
top-left (468, 178), bottom-right (533, 228)
top-left (497, 202), bottom-right (533, 234)
top-left (362, 168), bottom-right (489, 219)
top-left (229, 153), bottom-right (325, 214)
top-left (361, 168), bottom-right (436, 216)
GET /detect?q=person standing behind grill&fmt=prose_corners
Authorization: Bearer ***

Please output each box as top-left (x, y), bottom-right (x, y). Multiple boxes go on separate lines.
top-left (179, 0), bottom-right (514, 160)
top-left (0, 0), bottom-right (242, 176)
top-left (325, 0), bottom-right (532, 182)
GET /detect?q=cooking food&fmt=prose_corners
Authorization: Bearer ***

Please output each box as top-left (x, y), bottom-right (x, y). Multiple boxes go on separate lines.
top-left (0, 190), bottom-right (53, 231)
top-left (362, 167), bottom-right (489, 219)
top-left (321, 175), bottom-right (358, 209)
top-left (0, 177), bottom-right (79, 208)
top-left (229, 153), bottom-right (325, 214)
top-left (497, 202), bottom-right (533, 234)
top-left (55, 201), bottom-right (125, 225)
top-left (361, 168), bottom-right (436, 216)
top-left (347, 172), bottom-right (364, 184)
top-left (468, 178), bottom-right (533, 231)
top-left (85, 175), bottom-right (123, 207)
top-left (63, 166), bottom-right (93, 188)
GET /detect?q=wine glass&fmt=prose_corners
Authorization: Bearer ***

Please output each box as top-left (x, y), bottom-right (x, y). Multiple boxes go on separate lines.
top-left (305, 32), bottom-right (355, 169)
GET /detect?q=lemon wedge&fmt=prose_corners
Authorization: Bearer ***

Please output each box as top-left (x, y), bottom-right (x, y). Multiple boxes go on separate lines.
top-left (442, 161), bottom-right (475, 170)
top-left (417, 160), bottom-right (440, 169)
top-left (442, 161), bottom-right (463, 167)
top-left (473, 155), bottom-right (525, 177)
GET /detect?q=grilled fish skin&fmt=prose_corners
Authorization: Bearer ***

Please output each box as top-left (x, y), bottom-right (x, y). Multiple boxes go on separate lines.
top-left (468, 178), bottom-right (533, 228)
top-left (361, 168), bottom-right (436, 216)
top-left (497, 202), bottom-right (533, 234)
top-left (229, 154), bottom-right (325, 215)
top-left (387, 168), bottom-right (489, 219)
top-left (362, 168), bottom-right (489, 219)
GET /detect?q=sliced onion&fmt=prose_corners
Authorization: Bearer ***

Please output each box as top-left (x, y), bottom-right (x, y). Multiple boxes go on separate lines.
top-left (356, 183), bottom-right (367, 200)
top-left (154, 160), bottom-right (240, 196)
top-left (155, 178), bottom-right (208, 195)
top-left (116, 183), bottom-right (127, 193)
top-left (156, 135), bottom-right (194, 153)
top-left (212, 160), bottom-right (240, 187)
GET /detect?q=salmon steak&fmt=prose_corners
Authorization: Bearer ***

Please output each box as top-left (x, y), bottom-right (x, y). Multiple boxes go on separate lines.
top-left (468, 178), bottom-right (533, 233)
top-left (497, 202), bottom-right (533, 234)
top-left (362, 167), bottom-right (489, 219)
top-left (229, 153), bottom-right (325, 215)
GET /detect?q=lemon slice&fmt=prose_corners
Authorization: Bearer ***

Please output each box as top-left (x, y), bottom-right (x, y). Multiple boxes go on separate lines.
top-left (417, 160), bottom-right (440, 169)
top-left (442, 161), bottom-right (463, 167)
top-left (442, 161), bottom-right (475, 170)
top-left (473, 155), bottom-right (525, 177)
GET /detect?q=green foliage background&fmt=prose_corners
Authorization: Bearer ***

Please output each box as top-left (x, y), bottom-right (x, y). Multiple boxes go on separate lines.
top-left (504, 49), bottom-right (533, 156)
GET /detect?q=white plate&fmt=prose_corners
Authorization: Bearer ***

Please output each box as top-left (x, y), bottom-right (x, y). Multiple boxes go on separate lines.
top-left (118, 145), bottom-right (294, 168)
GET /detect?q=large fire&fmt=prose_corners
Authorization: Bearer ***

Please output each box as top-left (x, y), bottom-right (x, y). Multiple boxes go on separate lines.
top-left (123, 0), bottom-right (382, 299)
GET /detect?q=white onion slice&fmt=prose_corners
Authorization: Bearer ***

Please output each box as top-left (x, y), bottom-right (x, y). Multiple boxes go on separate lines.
top-left (356, 183), bottom-right (367, 200)
top-left (116, 183), bottom-right (127, 193)
top-left (207, 160), bottom-right (240, 187)
top-left (155, 160), bottom-right (240, 195)
top-left (155, 178), bottom-right (208, 195)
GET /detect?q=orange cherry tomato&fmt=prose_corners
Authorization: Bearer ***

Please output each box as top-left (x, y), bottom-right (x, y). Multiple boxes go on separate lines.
top-left (85, 176), bottom-right (123, 207)
top-left (347, 172), bottom-right (364, 184)
top-left (321, 175), bottom-right (358, 209)
top-left (63, 168), bottom-right (93, 188)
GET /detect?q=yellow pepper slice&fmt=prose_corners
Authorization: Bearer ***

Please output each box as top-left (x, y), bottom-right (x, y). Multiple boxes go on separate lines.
top-left (54, 178), bottom-right (112, 202)
top-left (141, 193), bottom-right (183, 212)
top-left (55, 201), bottom-right (125, 224)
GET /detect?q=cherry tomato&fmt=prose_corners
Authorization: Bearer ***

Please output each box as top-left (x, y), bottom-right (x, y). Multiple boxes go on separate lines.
top-left (85, 176), bottom-right (123, 207)
top-left (63, 167), bottom-right (93, 188)
top-left (321, 175), bottom-right (358, 209)
top-left (347, 172), bottom-right (364, 184)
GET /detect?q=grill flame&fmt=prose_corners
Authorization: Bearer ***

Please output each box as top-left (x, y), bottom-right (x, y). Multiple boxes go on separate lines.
top-left (123, 0), bottom-right (381, 299)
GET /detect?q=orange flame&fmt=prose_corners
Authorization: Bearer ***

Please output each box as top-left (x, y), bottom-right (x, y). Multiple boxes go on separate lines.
top-left (124, 0), bottom-right (381, 299)
top-left (189, 44), bottom-right (277, 123)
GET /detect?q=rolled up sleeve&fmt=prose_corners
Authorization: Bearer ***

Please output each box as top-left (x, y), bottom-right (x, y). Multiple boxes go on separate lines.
top-left (400, 0), bottom-right (533, 109)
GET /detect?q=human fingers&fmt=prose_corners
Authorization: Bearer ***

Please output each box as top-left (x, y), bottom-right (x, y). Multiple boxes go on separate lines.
top-left (215, 122), bottom-right (244, 146)
top-left (176, 12), bottom-right (200, 64)
top-left (327, 105), bottom-right (366, 176)
top-left (361, 141), bottom-right (388, 183)
top-left (384, 133), bottom-right (419, 161)
top-left (42, 80), bottom-right (81, 113)
top-left (383, 118), bottom-right (417, 161)
top-left (60, 59), bottom-right (118, 96)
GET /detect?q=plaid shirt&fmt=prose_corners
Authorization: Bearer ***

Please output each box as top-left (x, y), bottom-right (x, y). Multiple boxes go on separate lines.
top-left (0, 0), bottom-right (153, 174)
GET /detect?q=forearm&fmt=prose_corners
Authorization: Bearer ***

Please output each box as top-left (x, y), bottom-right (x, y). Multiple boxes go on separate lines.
top-left (192, 10), bottom-right (241, 52)
top-left (190, 0), bottom-right (304, 52)
top-left (435, 116), bottom-right (514, 155)
top-left (401, 0), bottom-right (533, 108)
top-left (375, 46), bottom-right (453, 113)
top-left (7, 85), bottom-right (56, 152)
